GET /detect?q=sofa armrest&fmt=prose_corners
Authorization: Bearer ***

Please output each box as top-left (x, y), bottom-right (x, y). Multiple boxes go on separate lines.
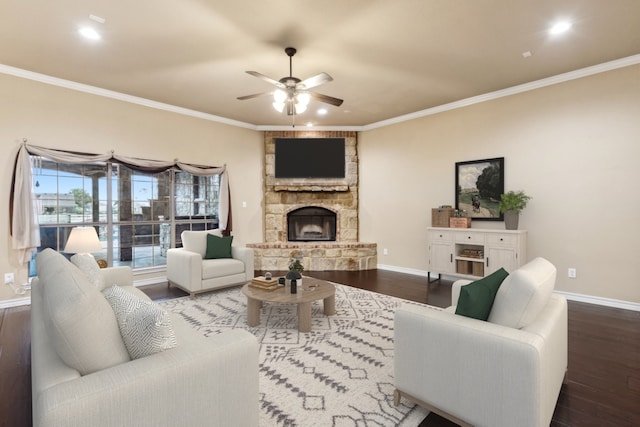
top-left (232, 246), bottom-right (254, 280)
top-left (394, 301), bottom-right (566, 427)
top-left (166, 248), bottom-right (202, 291)
top-left (100, 266), bottom-right (133, 287)
top-left (34, 329), bottom-right (259, 427)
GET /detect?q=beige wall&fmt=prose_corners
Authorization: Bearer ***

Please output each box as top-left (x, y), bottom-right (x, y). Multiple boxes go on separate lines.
top-left (0, 73), bottom-right (264, 301)
top-left (2, 63), bottom-right (639, 305)
top-left (359, 64), bottom-right (640, 303)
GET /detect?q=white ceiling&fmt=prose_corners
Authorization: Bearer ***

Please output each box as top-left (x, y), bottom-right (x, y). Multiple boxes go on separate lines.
top-left (1, 0), bottom-right (640, 128)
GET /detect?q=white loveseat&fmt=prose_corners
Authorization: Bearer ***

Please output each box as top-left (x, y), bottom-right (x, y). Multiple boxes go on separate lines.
top-left (166, 229), bottom-right (254, 298)
top-left (31, 248), bottom-right (259, 427)
top-left (394, 257), bottom-right (567, 427)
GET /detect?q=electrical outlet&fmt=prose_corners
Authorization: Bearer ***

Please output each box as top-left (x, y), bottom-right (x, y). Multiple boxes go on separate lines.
top-left (4, 272), bottom-right (15, 284)
top-left (383, 248), bottom-right (389, 255)
top-left (568, 268), bottom-right (577, 278)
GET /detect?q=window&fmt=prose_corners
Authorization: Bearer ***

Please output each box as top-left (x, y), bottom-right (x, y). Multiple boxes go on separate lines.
top-left (32, 158), bottom-right (221, 270)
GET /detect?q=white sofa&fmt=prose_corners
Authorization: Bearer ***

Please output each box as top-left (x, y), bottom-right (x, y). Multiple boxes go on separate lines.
top-left (31, 248), bottom-right (259, 427)
top-left (167, 229), bottom-right (254, 298)
top-left (394, 257), bottom-right (568, 427)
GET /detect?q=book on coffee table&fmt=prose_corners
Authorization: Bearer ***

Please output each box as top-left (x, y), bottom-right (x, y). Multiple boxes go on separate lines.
top-left (251, 276), bottom-right (278, 286)
top-left (250, 276), bottom-right (281, 290)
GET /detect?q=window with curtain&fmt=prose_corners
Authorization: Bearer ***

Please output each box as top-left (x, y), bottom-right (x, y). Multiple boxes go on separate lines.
top-left (31, 157), bottom-right (221, 270)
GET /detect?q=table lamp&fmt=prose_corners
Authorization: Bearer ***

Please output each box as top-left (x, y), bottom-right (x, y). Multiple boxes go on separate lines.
top-left (64, 226), bottom-right (102, 257)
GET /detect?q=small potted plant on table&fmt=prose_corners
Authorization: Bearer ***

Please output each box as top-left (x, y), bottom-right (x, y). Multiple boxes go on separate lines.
top-left (498, 190), bottom-right (531, 230)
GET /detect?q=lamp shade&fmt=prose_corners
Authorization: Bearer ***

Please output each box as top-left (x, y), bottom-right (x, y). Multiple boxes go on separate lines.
top-left (64, 227), bottom-right (102, 254)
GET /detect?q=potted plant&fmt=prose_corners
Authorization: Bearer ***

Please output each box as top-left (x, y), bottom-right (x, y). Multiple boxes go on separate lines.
top-left (286, 258), bottom-right (304, 287)
top-left (498, 190), bottom-right (532, 230)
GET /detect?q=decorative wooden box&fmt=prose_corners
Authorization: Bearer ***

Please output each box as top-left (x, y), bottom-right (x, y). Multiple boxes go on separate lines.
top-left (449, 217), bottom-right (472, 228)
top-left (432, 208), bottom-right (455, 227)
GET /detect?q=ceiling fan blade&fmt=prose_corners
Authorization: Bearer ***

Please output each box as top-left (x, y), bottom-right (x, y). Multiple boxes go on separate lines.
top-left (237, 91), bottom-right (273, 101)
top-left (245, 71), bottom-right (284, 88)
top-left (309, 91), bottom-right (344, 107)
top-left (298, 72), bottom-right (333, 90)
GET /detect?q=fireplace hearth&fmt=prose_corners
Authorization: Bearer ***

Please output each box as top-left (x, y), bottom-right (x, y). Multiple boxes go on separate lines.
top-left (287, 207), bottom-right (337, 242)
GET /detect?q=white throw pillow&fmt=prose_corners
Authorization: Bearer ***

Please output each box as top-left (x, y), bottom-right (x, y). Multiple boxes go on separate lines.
top-left (38, 249), bottom-right (130, 375)
top-left (71, 253), bottom-right (106, 290)
top-left (103, 285), bottom-right (178, 359)
top-left (488, 257), bottom-right (556, 329)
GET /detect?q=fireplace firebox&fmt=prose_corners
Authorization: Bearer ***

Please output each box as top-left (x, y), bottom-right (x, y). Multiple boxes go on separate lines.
top-left (287, 207), bottom-right (337, 242)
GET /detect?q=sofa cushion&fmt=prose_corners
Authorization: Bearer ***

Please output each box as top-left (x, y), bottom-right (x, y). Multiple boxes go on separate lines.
top-left (37, 249), bottom-right (130, 375)
top-left (488, 257), bottom-right (556, 329)
top-left (71, 253), bottom-right (106, 290)
top-left (181, 229), bottom-right (223, 258)
top-left (104, 285), bottom-right (178, 359)
top-left (201, 258), bottom-right (245, 279)
top-left (455, 268), bottom-right (509, 320)
top-left (205, 234), bottom-right (233, 259)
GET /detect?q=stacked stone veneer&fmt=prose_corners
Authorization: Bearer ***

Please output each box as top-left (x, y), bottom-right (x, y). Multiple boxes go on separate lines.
top-left (247, 130), bottom-right (377, 271)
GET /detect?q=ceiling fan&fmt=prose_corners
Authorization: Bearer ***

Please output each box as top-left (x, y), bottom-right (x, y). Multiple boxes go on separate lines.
top-left (237, 47), bottom-right (344, 116)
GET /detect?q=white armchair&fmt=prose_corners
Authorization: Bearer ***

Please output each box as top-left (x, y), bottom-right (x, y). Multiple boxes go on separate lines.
top-left (394, 257), bottom-right (567, 427)
top-left (167, 230), bottom-right (254, 298)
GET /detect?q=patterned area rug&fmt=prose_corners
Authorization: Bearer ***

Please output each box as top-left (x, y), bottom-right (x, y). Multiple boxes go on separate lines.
top-left (159, 283), bottom-right (438, 427)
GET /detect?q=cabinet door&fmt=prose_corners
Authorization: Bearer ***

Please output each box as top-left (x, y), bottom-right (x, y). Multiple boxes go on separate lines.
top-left (429, 242), bottom-right (454, 273)
top-left (486, 247), bottom-right (518, 274)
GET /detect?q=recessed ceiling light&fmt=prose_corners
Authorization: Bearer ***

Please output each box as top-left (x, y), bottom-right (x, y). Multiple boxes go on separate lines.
top-left (522, 51), bottom-right (532, 58)
top-left (79, 27), bottom-right (101, 40)
top-left (306, 122), bottom-right (314, 127)
top-left (317, 108), bottom-right (328, 115)
top-left (549, 21), bottom-right (572, 35)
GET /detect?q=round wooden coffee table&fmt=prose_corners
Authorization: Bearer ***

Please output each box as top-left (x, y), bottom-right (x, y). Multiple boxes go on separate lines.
top-left (241, 277), bottom-right (336, 332)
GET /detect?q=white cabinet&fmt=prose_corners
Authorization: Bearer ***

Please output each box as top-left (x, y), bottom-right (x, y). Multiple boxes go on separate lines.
top-left (427, 230), bottom-right (455, 274)
top-left (427, 227), bottom-right (527, 281)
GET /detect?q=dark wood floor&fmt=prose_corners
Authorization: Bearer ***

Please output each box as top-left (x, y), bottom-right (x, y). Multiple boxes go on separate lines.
top-left (1, 269), bottom-right (639, 427)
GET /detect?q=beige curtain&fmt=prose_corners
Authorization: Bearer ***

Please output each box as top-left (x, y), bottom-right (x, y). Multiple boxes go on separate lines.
top-left (10, 145), bottom-right (41, 263)
top-left (10, 143), bottom-right (230, 263)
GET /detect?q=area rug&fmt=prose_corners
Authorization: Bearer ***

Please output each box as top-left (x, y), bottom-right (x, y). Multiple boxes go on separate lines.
top-left (159, 283), bottom-right (438, 427)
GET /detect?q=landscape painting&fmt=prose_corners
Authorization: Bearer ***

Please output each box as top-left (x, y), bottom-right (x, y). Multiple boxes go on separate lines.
top-left (455, 157), bottom-right (504, 220)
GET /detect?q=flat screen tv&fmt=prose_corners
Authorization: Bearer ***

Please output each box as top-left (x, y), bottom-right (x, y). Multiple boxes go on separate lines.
top-left (275, 138), bottom-right (345, 178)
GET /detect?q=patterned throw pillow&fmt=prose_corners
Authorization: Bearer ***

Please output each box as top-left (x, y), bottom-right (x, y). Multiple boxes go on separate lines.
top-left (103, 285), bottom-right (178, 359)
top-left (71, 253), bottom-right (106, 290)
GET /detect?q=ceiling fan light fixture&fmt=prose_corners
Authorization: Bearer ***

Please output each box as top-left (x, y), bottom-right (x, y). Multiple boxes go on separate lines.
top-left (294, 103), bottom-right (307, 114)
top-left (273, 101), bottom-right (286, 113)
top-left (273, 89), bottom-right (287, 103)
top-left (296, 92), bottom-right (311, 107)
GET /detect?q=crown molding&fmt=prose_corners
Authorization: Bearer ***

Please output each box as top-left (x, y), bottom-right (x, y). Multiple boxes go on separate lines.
top-left (362, 53), bottom-right (640, 131)
top-left (0, 64), bottom-right (258, 131)
top-left (2, 54), bottom-right (639, 132)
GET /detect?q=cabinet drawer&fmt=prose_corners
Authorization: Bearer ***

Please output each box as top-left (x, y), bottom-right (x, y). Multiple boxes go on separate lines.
top-left (429, 230), bottom-right (453, 242)
top-left (486, 234), bottom-right (517, 247)
top-left (454, 232), bottom-right (484, 244)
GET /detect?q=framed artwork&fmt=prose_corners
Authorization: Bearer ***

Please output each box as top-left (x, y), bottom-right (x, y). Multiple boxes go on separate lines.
top-left (455, 157), bottom-right (504, 221)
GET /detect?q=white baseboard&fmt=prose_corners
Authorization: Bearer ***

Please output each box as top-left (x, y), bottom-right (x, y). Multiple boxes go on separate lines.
top-left (377, 264), bottom-right (640, 312)
top-left (132, 276), bottom-right (168, 288)
top-left (553, 290), bottom-right (640, 312)
top-left (0, 296), bottom-right (31, 309)
top-left (0, 277), bottom-right (169, 309)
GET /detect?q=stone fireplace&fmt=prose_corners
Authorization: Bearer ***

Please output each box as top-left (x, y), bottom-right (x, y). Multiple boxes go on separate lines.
top-left (247, 130), bottom-right (377, 271)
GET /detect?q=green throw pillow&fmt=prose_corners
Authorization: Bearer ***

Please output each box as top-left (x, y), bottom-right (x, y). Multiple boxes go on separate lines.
top-left (204, 234), bottom-right (233, 259)
top-left (455, 268), bottom-right (509, 321)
